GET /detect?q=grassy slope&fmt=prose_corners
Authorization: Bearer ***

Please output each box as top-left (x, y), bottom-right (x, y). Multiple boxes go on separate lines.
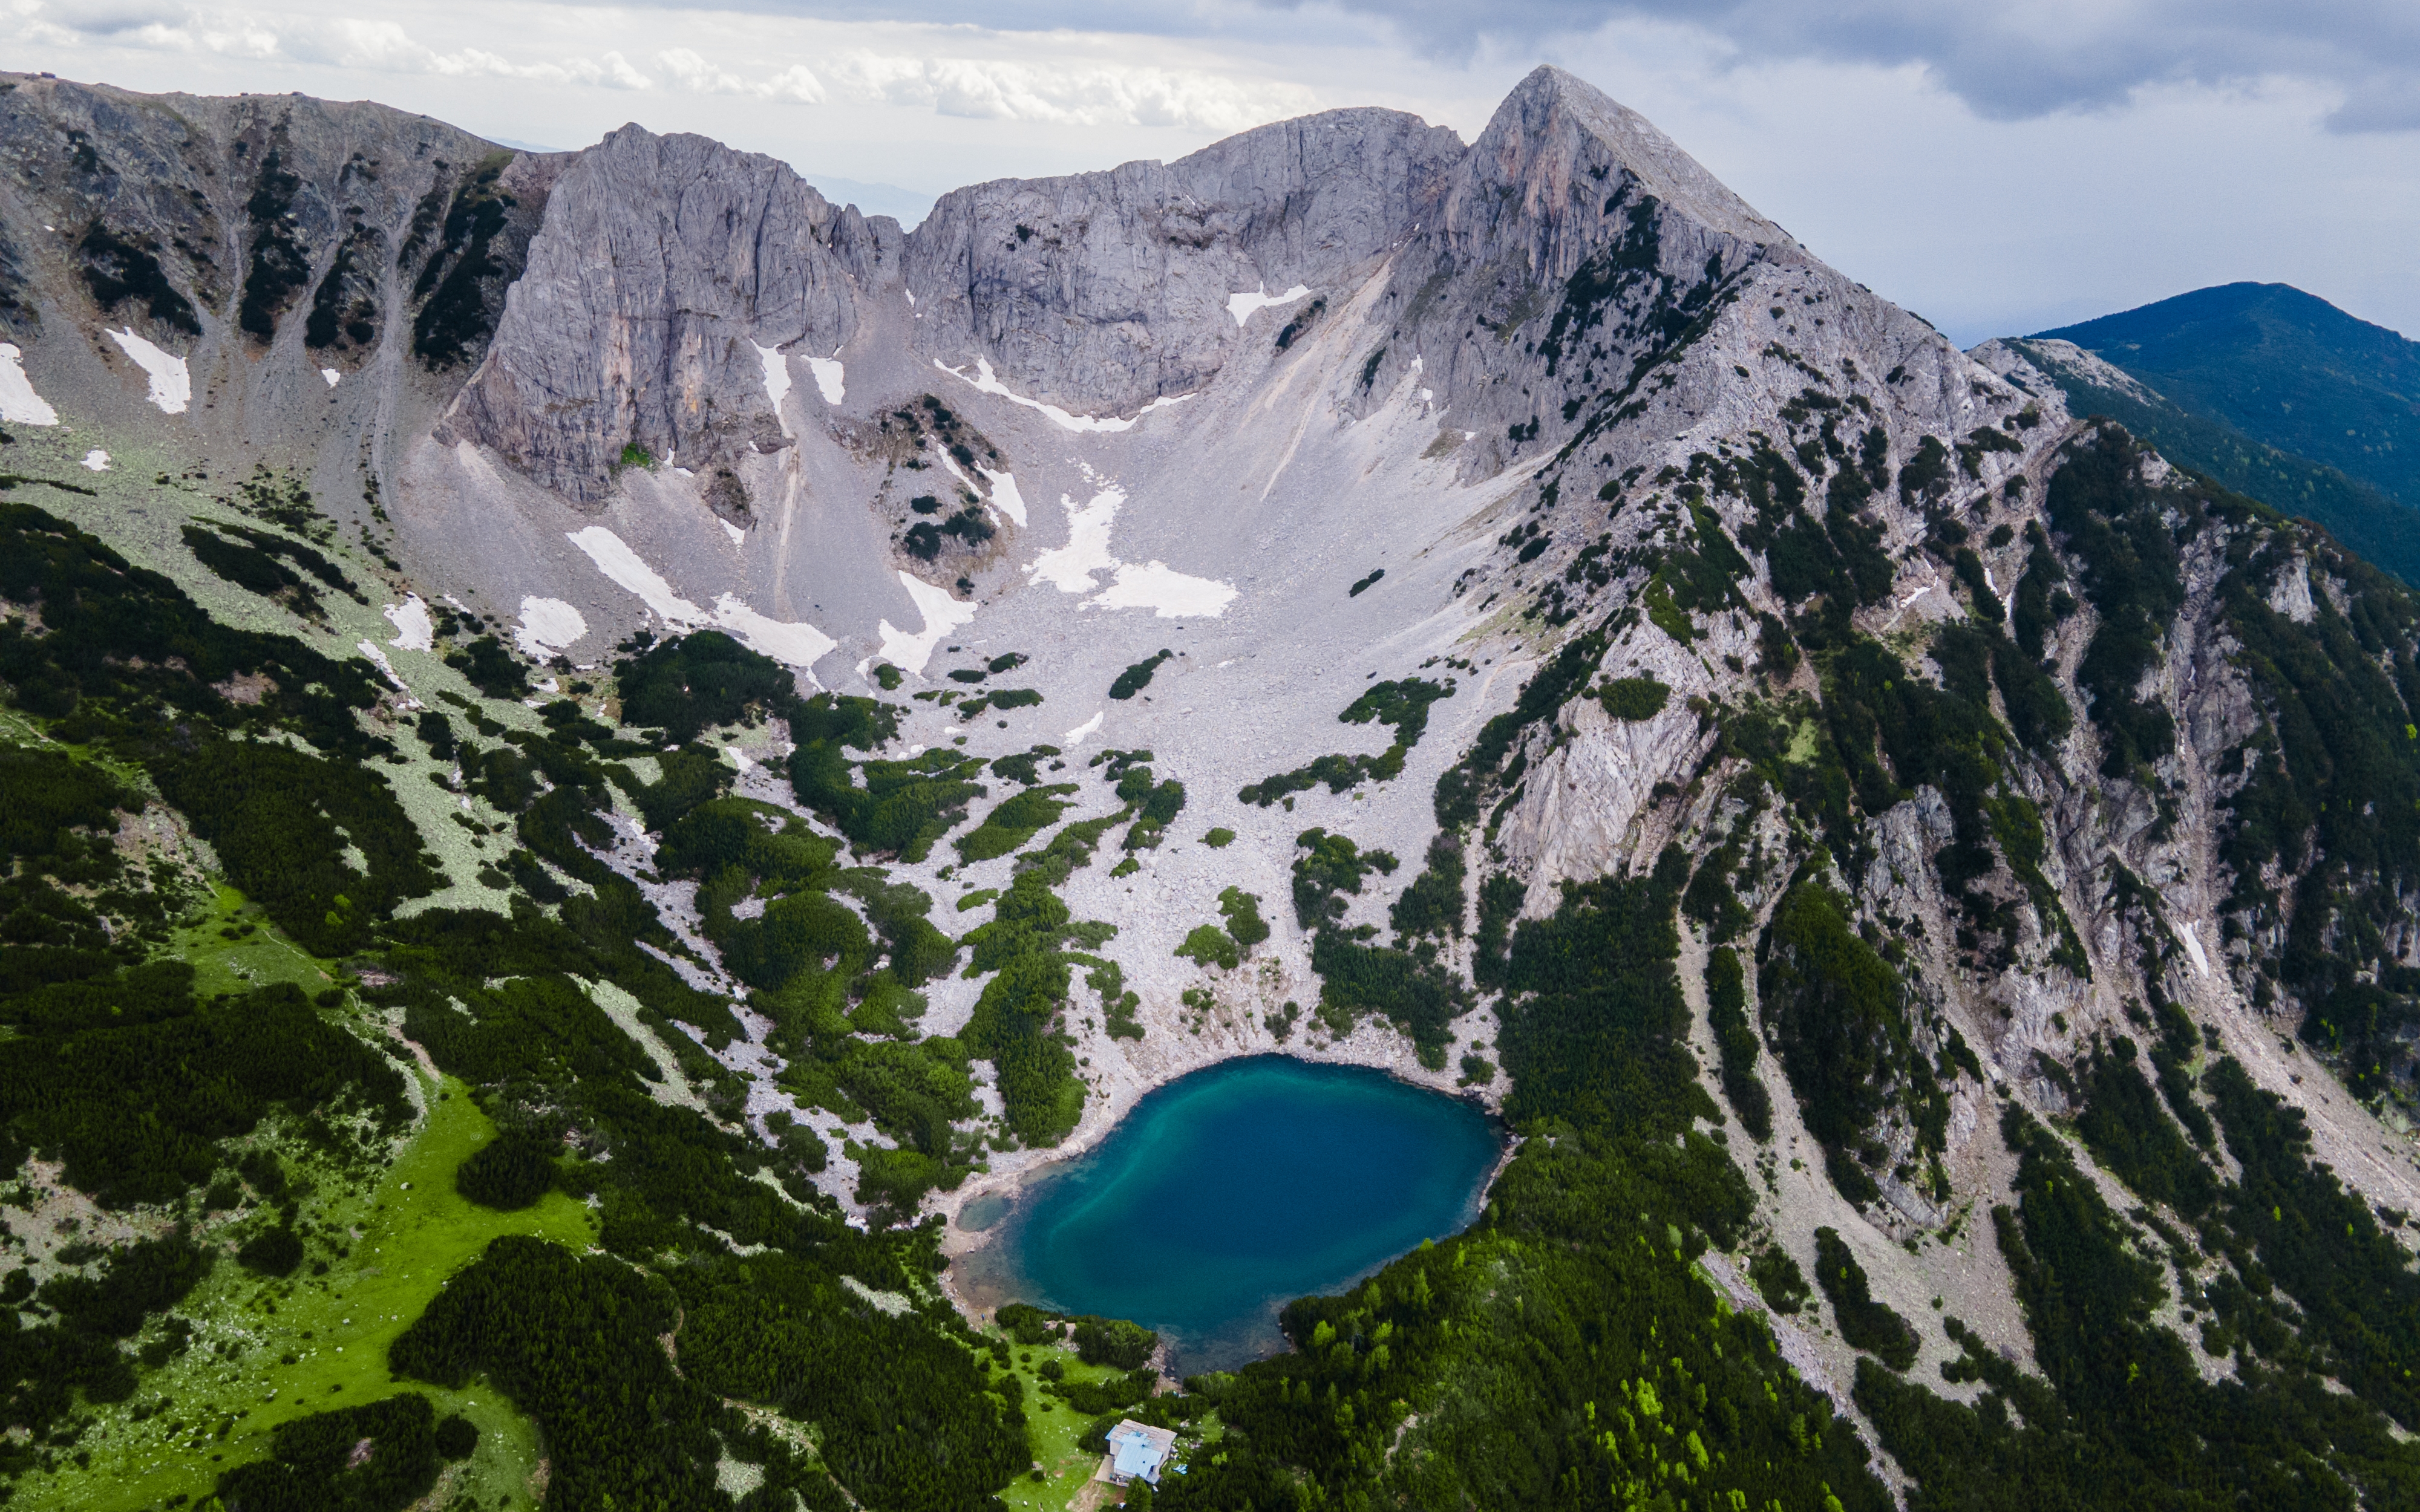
top-left (29, 1081), bottom-right (597, 1511)
top-left (992, 1341), bottom-right (1191, 1512)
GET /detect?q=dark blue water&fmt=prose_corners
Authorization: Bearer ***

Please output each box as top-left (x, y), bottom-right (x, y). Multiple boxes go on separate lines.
top-left (975, 1056), bottom-right (1502, 1372)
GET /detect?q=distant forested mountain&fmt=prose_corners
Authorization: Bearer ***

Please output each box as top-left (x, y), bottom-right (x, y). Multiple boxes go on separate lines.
top-left (2026, 283), bottom-right (2420, 580)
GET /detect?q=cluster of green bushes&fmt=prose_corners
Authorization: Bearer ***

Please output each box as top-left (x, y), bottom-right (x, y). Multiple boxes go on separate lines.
top-left (1758, 882), bottom-right (1946, 1205)
top-left (0, 501), bottom-right (390, 758)
top-left (77, 218), bottom-right (201, 334)
top-left (616, 628), bottom-right (797, 741)
top-left (789, 694), bottom-right (984, 861)
top-left (1857, 1100), bottom-right (2420, 1508)
top-left (213, 1391), bottom-right (473, 1512)
top-left (1238, 678), bottom-right (1453, 806)
top-left (956, 782), bottom-right (1078, 862)
top-left (156, 735), bottom-right (442, 956)
top-left (1813, 1226), bottom-right (1918, 1369)
top-left (238, 149), bottom-right (312, 341)
top-left (2044, 426), bottom-right (2187, 777)
top-left (1109, 649), bottom-right (1172, 700)
top-left (0, 969), bottom-right (410, 1208)
top-left (0, 1231), bottom-right (215, 1468)
top-left (1176, 887), bottom-right (1268, 973)
top-left (1704, 943), bottom-right (1771, 1139)
top-left (180, 518), bottom-right (361, 620)
top-left (411, 152), bottom-right (520, 371)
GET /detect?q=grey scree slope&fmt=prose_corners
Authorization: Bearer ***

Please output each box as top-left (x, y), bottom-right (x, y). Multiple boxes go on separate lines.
top-left (3, 62), bottom-right (2412, 1409)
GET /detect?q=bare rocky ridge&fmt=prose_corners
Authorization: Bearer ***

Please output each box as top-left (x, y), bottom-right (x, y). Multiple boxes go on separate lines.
top-left (5, 61), bottom-right (2419, 1493)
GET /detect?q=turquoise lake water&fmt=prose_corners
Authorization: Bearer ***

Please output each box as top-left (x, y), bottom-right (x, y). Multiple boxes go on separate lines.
top-left (969, 1056), bottom-right (1502, 1372)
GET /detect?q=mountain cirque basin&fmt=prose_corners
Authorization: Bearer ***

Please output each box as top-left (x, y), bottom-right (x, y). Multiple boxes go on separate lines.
top-left (4, 54), bottom-right (2420, 1512)
top-left (957, 1058), bottom-right (1502, 1372)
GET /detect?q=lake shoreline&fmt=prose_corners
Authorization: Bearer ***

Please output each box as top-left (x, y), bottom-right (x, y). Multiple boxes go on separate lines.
top-left (934, 1049), bottom-right (1510, 1373)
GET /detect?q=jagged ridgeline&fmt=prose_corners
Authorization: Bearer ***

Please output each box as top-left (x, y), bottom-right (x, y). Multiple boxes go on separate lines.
top-left (1, 57), bottom-right (2418, 1512)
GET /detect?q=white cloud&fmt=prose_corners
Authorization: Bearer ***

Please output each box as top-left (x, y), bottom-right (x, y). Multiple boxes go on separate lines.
top-left (656, 47), bottom-right (823, 103)
top-left (25, 3), bottom-right (653, 86)
top-left (656, 46), bottom-right (745, 94)
top-left (831, 51), bottom-right (1315, 132)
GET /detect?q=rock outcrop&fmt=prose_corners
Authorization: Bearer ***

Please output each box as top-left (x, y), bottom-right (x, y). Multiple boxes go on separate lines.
top-left (442, 125), bottom-right (892, 507)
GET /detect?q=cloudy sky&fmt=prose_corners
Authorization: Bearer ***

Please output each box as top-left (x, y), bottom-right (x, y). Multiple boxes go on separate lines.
top-left (10, 0), bottom-right (2418, 346)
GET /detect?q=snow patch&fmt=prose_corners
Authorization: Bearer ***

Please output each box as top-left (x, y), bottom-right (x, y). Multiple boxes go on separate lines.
top-left (721, 520), bottom-right (746, 547)
top-left (569, 527), bottom-right (711, 622)
top-left (1026, 484), bottom-right (1236, 618)
top-left (566, 526), bottom-right (835, 668)
top-left (875, 572), bottom-right (977, 674)
top-left (752, 342), bottom-right (794, 437)
top-left (321, 368), bottom-right (341, 388)
top-left (935, 356), bottom-right (1191, 434)
top-left (515, 596), bottom-right (589, 659)
top-left (1063, 710), bottom-right (1104, 745)
top-left (384, 595), bottom-right (434, 651)
top-left (1085, 560), bottom-right (1238, 619)
top-left (2180, 921), bottom-right (2211, 977)
top-left (1226, 283), bottom-right (1312, 326)
top-left (355, 641), bottom-right (414, 699)
top-left (713, 594), bottom-right (836, 667)
top-left (975, 466), bottom-right (1027, 527)
top-left (79, 449), bottom-right (110, 472)
top-left (1028, 487), bottom-right (1125, 592)
top-left (0, 344), bottom-right (57, 426)
top-left (103, 327), bottom-right (191, 414)
top-left (806, 357), bottom-right (845, 405)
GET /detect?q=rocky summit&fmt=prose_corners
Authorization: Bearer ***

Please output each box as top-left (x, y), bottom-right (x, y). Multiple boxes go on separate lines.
top-left (3, 62), bottom-right (2419, 1512)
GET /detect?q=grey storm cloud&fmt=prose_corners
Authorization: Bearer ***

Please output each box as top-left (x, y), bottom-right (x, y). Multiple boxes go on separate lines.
top-left (666, 0), bottom-right (2420, 132)
top-left (1333, 0), bottom-right (2420, 132)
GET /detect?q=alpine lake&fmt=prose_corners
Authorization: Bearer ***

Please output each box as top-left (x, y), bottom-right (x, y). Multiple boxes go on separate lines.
top-left (957, 1057), bottom-right (1504, 1373)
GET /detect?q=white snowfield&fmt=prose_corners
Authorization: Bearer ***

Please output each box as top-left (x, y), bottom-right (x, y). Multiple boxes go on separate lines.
top-left (1027, 487), bottom-right (1125, 593)
top-left (1086, 561), bottom-right (1238, 619)
top-left (80, 450), bottom-right (110, 472)
top-left (806, 356), bottom-right (845, 405)
top-left (875, 570), bottom-right (978, 674)
top-left (975, 466), bottom-right (1028, 527)
top-left (103, 327), bottom-right (190, 414)
top-left (0, 343), bottom-right (56, 425)
top-left (566, 526), bottom-right (834, 668)
top-left (384, 595), bottom-right (435, 651)
top-left (515, 596), bottom-right (590, 660)
top-left (321, 368), bottom-right (341, 388)
top-left (1226, 284), bottom-right (1312, 326)
top-left (753, 342), bottom-right (794, 435)
top-left (355, 640), bottom-right (414, 699)
top-left (936, 357), bottom-right (1191, 434)
top-left (1024, 484), bottom-right (1236, 617)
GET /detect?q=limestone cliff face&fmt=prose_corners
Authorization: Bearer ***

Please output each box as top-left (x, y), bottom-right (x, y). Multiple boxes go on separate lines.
top-left (0, 71), bottom-right (557, 445)
top-left (442, 125), bottom-right (892, 509)
top-left (901, 106), bottom-right (1462, 415)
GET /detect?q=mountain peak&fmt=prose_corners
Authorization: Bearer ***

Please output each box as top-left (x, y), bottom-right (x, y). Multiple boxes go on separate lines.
top-left (1473, 64), bottom-right (1786, 252)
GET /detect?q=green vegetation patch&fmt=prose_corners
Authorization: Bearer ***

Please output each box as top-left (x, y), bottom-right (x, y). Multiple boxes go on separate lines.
top-left (1238, 678), bottom-right (1453, 806)
top-left (1757, 882), bottom-right (1945, 1205)
top-left (956, 783), bottom-right (1080, 862)
top-left (1108, 649), bottom-right (1174, 700)
top-left (1813, 1227), bottom-right (1918, 1370)
top-left (616, 628), bottom-right (796, 743)
top-left (1595, 674), bottom-right (1670, 720)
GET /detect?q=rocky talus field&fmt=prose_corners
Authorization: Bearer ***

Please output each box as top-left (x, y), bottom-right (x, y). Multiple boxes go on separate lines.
top-left (2, 61), bottom-right (2419, 1511)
